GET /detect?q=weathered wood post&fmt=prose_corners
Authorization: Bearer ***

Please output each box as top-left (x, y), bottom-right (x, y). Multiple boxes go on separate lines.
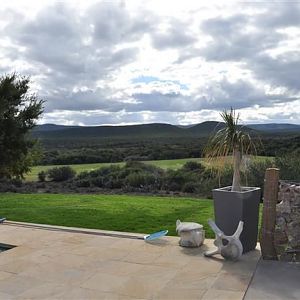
top-left (260, 168), bottom-right (279, 260)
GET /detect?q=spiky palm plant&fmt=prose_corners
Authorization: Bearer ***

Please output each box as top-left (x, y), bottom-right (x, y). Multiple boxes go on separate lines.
top-left (204, 108), bottom-right (256, 192)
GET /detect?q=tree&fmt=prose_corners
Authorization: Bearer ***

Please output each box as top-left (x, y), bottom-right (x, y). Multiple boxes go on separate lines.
top-left (0, 73), bottom-right (44, 179)
top-left (204, 108), bottom-right (256, 191)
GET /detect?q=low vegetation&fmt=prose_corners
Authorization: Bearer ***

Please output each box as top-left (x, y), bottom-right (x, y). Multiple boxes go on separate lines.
top-left (1, 158), bottom-right (277, 198)
top-left (5, 151), bottom-right (299, 199)
top-left (26, 156), bottom-right (269, 181)
top-left (44, 166), bottom-right (76, 182)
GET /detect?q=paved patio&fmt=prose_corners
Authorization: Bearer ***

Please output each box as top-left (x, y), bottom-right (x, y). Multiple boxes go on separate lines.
top-left (245, 259), bottom-right (300, 300)
top-left (0, 221), bottom-right (260, 299)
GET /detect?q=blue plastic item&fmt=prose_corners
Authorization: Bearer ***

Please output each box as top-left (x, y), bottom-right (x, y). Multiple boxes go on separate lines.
top-left (144, 230), bottom-right (168, 241)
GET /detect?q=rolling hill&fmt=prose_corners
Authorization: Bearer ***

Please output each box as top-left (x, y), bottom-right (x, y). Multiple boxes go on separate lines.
top-left (33, 123), bottom-right (186, 139)
top-left (247, 123), bottom-right (300, 133)
top-left (34, 124), bottom-right (80, 132)
top-left (31, 121), bottom-right (300, 165)
top-left (32, 121), bottom-right (229, 140)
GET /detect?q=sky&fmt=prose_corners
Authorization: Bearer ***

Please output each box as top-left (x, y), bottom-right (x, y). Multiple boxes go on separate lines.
top-left (0, 0), bottom-right (300, 125)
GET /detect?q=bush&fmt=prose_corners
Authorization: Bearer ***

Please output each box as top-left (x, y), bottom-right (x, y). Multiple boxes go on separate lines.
top-left (195, 167), bottom-right (233, 198)
top-left (124, 155), bottom-right (149, 162)
top-left (76, 179), bottom-right (91, 187)
top-left (275, 153), bottom-right (300, 182)
top-left (11, 178), bottom-right (23, 187)
top-left (125, 172), bottom-right (157, 189)
top-left (182, 182), bottom-right (200, 193)
top-left (47, 166), bottom-right (76, 182)
top-left (245, 159), bottom-right (274, 190)
top-left (182, 161), bottom-right (205, 172)
top-left (38, 171), bottom-right (46, 182)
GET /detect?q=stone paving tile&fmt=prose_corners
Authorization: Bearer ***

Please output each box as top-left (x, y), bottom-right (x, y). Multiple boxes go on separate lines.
top-left (59, 287), bottom-right (128, 300)
top-left (80, 272), bottom-right (129, 293)
top-left (90, 260), bottom-right (144, 277)
top-left (201, 289), bottom-right (245, 300)
top-left (135, 242), bottom-right (175, 259)
top-left (0, 274), bottom-right (44, 296)
top-left (0, 291), bottom-right (16, 300)
top-left (109, 238), bottom-right (146, 251)
top-left (150, 250), bottom-right (192, 268)
top-left (59, 233), bottom-right (95, 245)
top-left (115, 265), bottom-right (178, 299)
top-left (0, 223), bottom-right (261, 300)
top-left (0, 258), bottom-right (36, 274)
top-left (82, 235), bottom-right (121, 247)
top-left (176, 256), bottom-right (224, 276)
top-left (211, 272), bottom-right (250, 292)
top-left (165, 273), bottom-right (217, 291)
top-left (0, 271), bottom-right (15, 281)
top-left (0, 246), bottom-right (34, 264)
top-left (122, 248), bottom-right (163, 265)
top-left (95, 247), bottom-right (131, 261)
top-left (15, 282), bottom-right (69, 299)
top-left (154, 286), bottom-right (206, 300)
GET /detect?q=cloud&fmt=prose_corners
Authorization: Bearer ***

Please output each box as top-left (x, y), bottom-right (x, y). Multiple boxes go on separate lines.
top-left (256, 2), bottom-right (300, 29)
top-left (90, 1), bottom-right (156, 45)
top-left (188, 4), bottom-right (300, 105)
top-left (199, 14), bottom-right (284, 62)
top-left (0, 1), bottom-right (299, 125)
top-left (151, 19), bottom-right (196, 49)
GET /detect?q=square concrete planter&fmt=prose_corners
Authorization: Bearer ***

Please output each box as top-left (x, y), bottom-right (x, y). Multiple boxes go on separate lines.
top-left (212, 186), bottom-right (261, 253)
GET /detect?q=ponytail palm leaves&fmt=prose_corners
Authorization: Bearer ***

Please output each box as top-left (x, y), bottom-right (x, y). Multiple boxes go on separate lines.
top-left (204, 108), bottom-right (257, 192)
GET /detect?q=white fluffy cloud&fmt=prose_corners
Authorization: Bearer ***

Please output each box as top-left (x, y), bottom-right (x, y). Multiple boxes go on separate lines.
top-left (0, 0), bottom-right (299, 125)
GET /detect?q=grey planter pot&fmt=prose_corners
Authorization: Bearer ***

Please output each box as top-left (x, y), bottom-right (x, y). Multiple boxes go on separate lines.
top-left (212, 186), bottom-right (261, 253)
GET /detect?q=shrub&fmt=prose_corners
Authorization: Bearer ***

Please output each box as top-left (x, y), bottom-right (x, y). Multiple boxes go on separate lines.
top-left (47, 166), bottom-right (76, 182)
top-left (245, 159), bottom-right (274, 190)
top-left (182, 161), bottom-right (205, 172)
top-left (104, 178), bottom-right (123, 189)
top-left (38, 171), bottom-right (46, 182)
top-left (124, 161), bottom-right (163, 174)
top-left (124, 155), bottom-right (149, 161)
top-left (76, 179), bottom-right (91, 188)
top-left (11, 178), bottom-right (23, 187)
top-left (275, 153), bottom-right (300, 182)
top-left (125, 172), bottom-right (157, 188)
top-left (182, 182), bottom-right (200, 193)
top-left (196, 167), bottom-right (233, 198)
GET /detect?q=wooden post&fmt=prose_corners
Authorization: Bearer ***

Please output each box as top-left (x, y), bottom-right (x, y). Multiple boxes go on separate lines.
top-left (260, 168), bottom-right (279, 260)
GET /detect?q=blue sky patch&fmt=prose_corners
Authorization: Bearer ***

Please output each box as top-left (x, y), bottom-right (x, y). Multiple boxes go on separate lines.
top-left (132, 76), bottom-right (188, 90)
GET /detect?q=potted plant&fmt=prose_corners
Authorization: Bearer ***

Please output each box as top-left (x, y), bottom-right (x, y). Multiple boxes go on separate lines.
top-left (204, 108), bottom-right (261, 253)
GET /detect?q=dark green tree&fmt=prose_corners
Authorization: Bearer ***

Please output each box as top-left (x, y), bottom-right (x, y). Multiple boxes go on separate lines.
top-left (0, 73), bottom-right (44, 179)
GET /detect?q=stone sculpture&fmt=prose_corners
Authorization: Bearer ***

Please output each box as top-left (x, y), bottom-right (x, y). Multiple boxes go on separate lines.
top-left (205, 219), bottom-right (244, 261)
top-left (176, 220), bottom-right (205, 247)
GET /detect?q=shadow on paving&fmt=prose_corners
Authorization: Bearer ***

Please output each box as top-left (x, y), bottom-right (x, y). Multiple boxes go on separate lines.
top-left (245, 259), bottom-right (300, 300)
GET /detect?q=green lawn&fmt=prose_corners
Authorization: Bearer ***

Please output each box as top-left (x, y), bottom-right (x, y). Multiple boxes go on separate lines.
top-left (0, 193), bottom-right (215, 237)
top-left (26, 156), bottom-right (271, 181)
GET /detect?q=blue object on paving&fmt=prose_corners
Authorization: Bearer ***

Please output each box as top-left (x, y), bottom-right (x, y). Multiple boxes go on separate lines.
top-left (144, 230), bottom-right (168, 241)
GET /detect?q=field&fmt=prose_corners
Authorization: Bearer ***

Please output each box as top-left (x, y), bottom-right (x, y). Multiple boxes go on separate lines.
top-left (26, 156), bottom-right (271, 181)
top-left (0, 193), bottom-right (215, 237)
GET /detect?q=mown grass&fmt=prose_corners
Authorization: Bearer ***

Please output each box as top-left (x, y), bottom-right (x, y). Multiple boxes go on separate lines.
top-left (0, 193), bottom-right (215, 237)
top-left (26, 156), bottom-right (271, 181)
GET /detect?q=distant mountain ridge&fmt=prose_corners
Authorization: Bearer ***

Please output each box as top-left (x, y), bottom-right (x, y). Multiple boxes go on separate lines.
top-left (247, 123), bottom-right (300, 133)
top-left (34, 124), bottom-right (80, 131)
top-left (33, 121), bottom-right (299, 140)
